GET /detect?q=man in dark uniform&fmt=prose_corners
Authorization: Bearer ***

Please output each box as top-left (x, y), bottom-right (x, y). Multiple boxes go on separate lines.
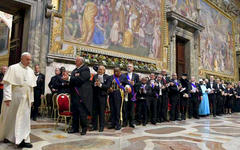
top-left (136, 77), bottom-right (150, 126)
top-left (156, 74), bottom-right (169, 122)
top-left (169, 73), bottom-right (181, 121)
top-left (123, 63), bottom-right (139, 128)
top-left (0, 66), bottom-right (7, 113)
top-left (48, 68), bottom-right (60, 94)
top-left (206, 76), bottom-right (217, 117)
top-left (91, 65), bottom-right (109, 132)
top-left (68, 56), bottom-right (93, 135)
top-left (107, 67), bottom-right (128, 130)
top-left (179, 73), bottom-right (189, 120)
top-left (32, 64), bottom-right (45, 121)
top-left (147, 73), bottom-right (159, 125)
top-left (216, 79), bottom-right (224, 116)
top-left (189, 76), bottom-right (202, 119)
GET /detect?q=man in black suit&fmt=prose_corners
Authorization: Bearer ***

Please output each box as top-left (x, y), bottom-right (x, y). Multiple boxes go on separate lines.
top-left (216, 78), bottom-right (224, 116)
top-left (179, 73), bottom-right (189, 120)
top-left (68, 56), bottom-right (93, 135)
top-left (189, 76), bottom-right (202, 119)
top-left (123, 63), bottom-right (139, 128)
top-left (206, 76), bottom-right (217, 117)
top-left (0, 66), bottom-right (7, 114)
top-left (147, 73), bottom-right (159, 125)
top-left (169, 73), bottom-right (181, 121)
top-left (156, 74), bottom-right (169, 122)
top-left (136, 77), bottom-right (150, 126)
top-left (91, 65), bottom-right (109, 132)
top-left (32, 64), bottom-right (45, 121)
top-left (107, 67), bottom-right (128, 130)
top-left (48, 68), bottom-right (60, 94)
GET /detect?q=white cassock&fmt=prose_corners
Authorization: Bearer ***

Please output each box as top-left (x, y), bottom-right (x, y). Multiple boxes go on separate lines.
top-left (0, 62), bottom-right (37, 144)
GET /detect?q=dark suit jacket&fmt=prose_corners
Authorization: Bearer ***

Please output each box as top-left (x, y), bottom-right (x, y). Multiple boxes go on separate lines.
top-left (124, 72), bottom-right (139, 91)
top-left (106, 74), bottom-right (128, 92)
top-left (92, 74), bottom-right (109, 97)
top-left (48, 75), bottom-right (59, 93)
top-left (206, 82), bottom-right (218, 95)
top-left (34, 73), bottom-right (45, 106)
top-left (189, 82), bottom-right (202, 97)
top-left (34, 73), bottom-right (45, 94)
top-left (70, 64), bottom-right (93, 114)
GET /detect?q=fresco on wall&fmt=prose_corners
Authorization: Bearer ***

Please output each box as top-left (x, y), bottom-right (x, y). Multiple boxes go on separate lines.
top-left (63, 0), bottom-right (162, 59)
top-left (168, 0), bottom-right (198, 22)
top-left (199, 0), bottom-right (234, 75)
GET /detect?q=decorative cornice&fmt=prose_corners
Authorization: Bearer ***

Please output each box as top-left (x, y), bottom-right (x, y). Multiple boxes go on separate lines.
top-left (167, 11), bottom-right (205, 33)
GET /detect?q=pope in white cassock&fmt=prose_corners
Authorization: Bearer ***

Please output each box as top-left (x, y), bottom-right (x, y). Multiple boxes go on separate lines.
top-left (0, 52), bottom-right (37, 148)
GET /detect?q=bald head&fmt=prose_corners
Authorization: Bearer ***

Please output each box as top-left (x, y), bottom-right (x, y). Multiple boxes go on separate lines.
top-left (75, 56), bottom-right (84, 67)
top-left (98, 65), bottom-right (105, 75)
top-left (21, 52), bottom-right (32, 67)
top-left (0, 66), bottom-right (8, 75)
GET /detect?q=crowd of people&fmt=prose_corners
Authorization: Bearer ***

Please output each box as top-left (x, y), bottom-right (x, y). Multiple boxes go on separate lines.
top-left (0, 53), bottom-right (240, 148)
top-left (46, 57), bottom-right (240, 134)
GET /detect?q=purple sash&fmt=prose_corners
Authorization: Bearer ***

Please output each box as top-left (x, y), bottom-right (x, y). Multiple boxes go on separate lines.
top-left (113, 75), bottom-right (125, 91)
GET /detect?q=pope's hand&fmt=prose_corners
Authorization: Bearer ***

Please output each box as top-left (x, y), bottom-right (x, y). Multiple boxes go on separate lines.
top-left (4, 100), bottom-right (11, 107)
top-left (41, 95), bottom-right (44, 99)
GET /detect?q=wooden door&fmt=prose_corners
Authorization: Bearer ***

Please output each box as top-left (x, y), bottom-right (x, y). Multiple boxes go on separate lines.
top-left (8, 11), bottom-right (24, 65)
top-left (176, 41), bottom-right (185, 77)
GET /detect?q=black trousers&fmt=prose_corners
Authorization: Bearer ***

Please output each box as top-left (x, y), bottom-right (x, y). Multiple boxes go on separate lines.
top-left (189, 95), bottom-right (199, 118)
top-left (0, 90), bottom-right (3, 114)
top-left (180, 96), bottom-right (188, 118)
top-left (208, 94), bottom-right (216, 116)
top-left (109, 90), bottom-right (122, 127)
top-left (72, 102), bottom-right (88, 131)
top-left (32, 90), bottom-right (41, 119)
top-left (147, 97), bottom-right (157, 123)
top-left (123, 98), bottom-right (135, 125)
top-left (216, 94), bottom-right (224, 115)
top-left (92, 95), bottom-right (107, 129)
top-left (138, 99), bottom-right (148, 124)
top-left (157, 96), bottom-right (162, 121)
top-left (160, 94), bottom-right (168, 121)
top-left (169, 96), bottom-right (179, 121)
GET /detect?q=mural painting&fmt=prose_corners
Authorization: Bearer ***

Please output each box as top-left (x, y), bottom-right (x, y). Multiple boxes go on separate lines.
top-left (199, 0), bottom-right (234, 75)
top-left (63, 0), bottom-right (162, 59)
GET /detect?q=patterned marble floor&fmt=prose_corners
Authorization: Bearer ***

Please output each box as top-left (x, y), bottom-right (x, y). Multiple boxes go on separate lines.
top-left (1, 113), bottom-right (240, 150)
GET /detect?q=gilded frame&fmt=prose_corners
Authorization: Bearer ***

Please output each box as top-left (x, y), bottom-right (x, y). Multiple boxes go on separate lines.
top-left (49, 0), bottom-right (166, 70)
top-left (198, 0), bottom-right (237, 81)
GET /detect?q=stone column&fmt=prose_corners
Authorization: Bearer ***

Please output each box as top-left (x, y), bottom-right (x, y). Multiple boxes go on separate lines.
top-left (169, 19), bottom-right (178, 74)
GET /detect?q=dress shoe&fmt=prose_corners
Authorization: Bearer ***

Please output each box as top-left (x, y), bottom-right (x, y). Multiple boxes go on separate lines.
top-left (18, 141), bottom-right (33, 148)
top-left (122, 122), bottom-right (127, 127)
top-left (81, 128), bottom-right (87, 135)
top-left (3, 139), bottom-right (10, 143)
top-left (89, 127), bottom-right (98, 131)
top-left (99, 127), bottom-right (104, 132)
top-left (151, 122), bottom-right (156, 125)
top-left (129, 124), bottom-right (135, 128)
top-left (68, 129), bottom-right (79, 134)
top-left (115, 125), bottom-right (121, 130)
top-left (108, 125), bottom-right (115, 129)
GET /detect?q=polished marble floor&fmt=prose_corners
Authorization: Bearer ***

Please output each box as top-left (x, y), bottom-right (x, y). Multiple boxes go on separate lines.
top-left (1, 113), bottom-right (240, 150)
